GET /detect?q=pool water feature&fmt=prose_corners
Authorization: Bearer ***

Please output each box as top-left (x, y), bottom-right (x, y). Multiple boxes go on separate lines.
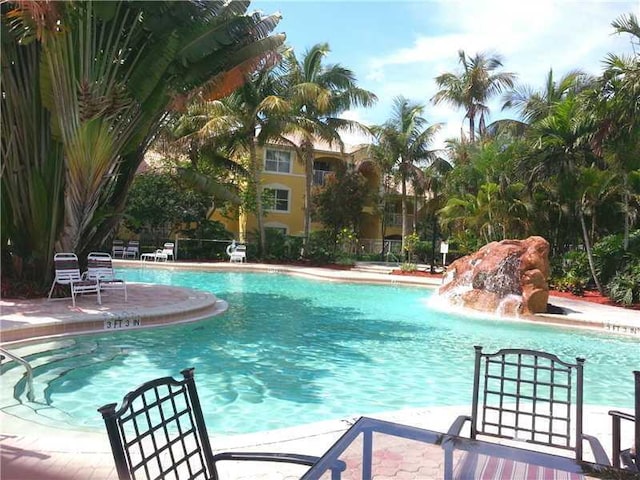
top-left (2, 269), bottom-right (639, 435)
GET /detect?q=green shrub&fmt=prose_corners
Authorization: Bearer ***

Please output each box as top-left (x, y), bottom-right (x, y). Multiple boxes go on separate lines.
top-left (550, 230), bottom-right (640, 304)
top-left (400, 262), bottom-right (417, 272)
top-left (592, 230), bottom-right (640, 285)
top-left (335, 255), bottom-right (355, 267)
top-left (550, 250), bottom-right (590, 295)
top-left (607, 264), bottom-right (640, 306)
top-left (413, 240), bottom-right (432, 264)
top-left (403, 233), bottom-right (420, 262)
top-left (552, 271), bottom-right (587, 296)
top-left (305, 230), bottom-right (335, 264)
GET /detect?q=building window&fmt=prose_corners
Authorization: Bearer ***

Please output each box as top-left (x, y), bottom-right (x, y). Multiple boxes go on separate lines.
top-left (265, 149), bottom-right (291, 173)
top-left (264, 188), bottom-right (289, 212)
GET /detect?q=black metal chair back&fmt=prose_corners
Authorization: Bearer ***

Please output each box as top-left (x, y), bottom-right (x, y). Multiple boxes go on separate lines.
top-left (99, 368), bottom-right (214, 480)
top-left (99, 368), bottom-right (346, 480)
top-left (609, 370), bottom-right (640, 471)
top-left (470, 346), bottom-right (586, 461)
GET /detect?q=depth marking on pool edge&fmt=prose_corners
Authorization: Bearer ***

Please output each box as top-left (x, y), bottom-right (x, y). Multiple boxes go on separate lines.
top-left (104, 316), bottom-right (142, 330)
top-left (604, 323), bottom-right (640, 337)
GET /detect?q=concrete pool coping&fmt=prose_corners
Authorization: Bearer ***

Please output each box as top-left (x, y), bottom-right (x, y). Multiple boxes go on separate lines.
top-left (1, 261), bottom-right (639, 479)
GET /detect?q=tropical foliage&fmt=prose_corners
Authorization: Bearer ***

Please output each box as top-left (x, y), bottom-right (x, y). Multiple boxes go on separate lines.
top-left (1, 0), bottom-right (284, 287)
top-left (275, 43), bottom-right (377, 244)
top-left (123, 172), bottom-right (211, 246)
top-left (2, 1), bottom-right (638, 307)
top-left (432, 50), bottom-right (516, 142)
top-left (371, 97), bottom-right (441, 256)
top-left (435, 13), bottom-right (639, 302)
top-left (312, 164), bottom-right (369, 248)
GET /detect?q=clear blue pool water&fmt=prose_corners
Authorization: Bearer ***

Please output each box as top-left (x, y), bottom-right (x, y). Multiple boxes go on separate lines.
top-left (36, 269), bottom-right (640, 434)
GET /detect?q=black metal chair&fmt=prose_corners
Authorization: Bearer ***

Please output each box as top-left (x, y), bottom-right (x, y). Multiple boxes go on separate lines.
top-left (98, 368), bottom-right (345, 480)
top-left (447, 346), bottom-right (610, 466)
top-left (609, 370), bottom-right (639, 472)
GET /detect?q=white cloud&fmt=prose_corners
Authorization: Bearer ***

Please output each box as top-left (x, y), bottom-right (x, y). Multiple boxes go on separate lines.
top-left (359, 0), bottom-right (637, 149)
top-left (338, 110), bottom-right (376, 147)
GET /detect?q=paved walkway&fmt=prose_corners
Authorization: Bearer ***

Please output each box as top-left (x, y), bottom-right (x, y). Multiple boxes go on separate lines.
top-left (1, 261), bottom-right (638, 479)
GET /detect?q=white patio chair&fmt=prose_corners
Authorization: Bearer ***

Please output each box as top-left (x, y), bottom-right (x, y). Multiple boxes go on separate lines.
top-left (111, 240), bottom-right (125, 258)
top-left (47, 253), bottom-right (101, 307)
top-left (161, 242), bottom-right (174, 261)
top-left (124, 240), bottom-right (139, 259)
top-left (229, 244), bottom-right (247, 263)
top-left (86, 252), bottom-right (127, 301)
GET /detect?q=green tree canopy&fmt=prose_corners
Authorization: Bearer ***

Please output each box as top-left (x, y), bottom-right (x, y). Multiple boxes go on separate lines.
top-left (312, 164), bottom-right (369, 244)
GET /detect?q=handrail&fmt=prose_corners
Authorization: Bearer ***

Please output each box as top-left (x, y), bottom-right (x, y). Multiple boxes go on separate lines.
top-left (0, 347), bottom-right (34, 402)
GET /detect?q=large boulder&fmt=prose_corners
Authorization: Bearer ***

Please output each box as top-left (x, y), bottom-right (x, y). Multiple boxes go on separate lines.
top-left (439, 236), bottom-right (550, 316)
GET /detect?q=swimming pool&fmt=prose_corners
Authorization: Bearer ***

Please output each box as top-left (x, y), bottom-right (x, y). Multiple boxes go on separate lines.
top-left (6, 269), bottom-right (640, 435)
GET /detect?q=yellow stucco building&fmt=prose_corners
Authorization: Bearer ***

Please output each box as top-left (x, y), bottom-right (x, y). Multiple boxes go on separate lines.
top-left (212, 138), bottom-right (414, 255)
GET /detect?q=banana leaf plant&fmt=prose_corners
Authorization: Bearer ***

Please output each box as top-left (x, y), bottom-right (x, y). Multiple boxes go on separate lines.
top-left (1, 0), bottom-right (284, 290)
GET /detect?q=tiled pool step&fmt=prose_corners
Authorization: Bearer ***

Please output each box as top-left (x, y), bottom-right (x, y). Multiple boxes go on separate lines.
top-left (0, 340), bottom-right (125, 427)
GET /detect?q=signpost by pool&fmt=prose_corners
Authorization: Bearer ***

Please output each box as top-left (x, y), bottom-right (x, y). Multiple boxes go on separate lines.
top-left (440, 240), bottom-right (449, 267)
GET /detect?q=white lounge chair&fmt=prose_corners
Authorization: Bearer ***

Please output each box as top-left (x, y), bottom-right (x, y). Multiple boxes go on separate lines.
top-left (47, 253), bottom-right (101, 307)
top-left (229, 244), bottom-right (247, 263)
top-left (86, 252), bottom-right (127, 301)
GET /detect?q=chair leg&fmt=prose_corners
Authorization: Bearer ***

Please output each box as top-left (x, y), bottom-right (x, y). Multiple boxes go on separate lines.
top-left (71, 288), bottom-right (76, 307)
top-left (96, 287), bottom-right (102, 305)
top-left (47, 281), bottom-right (57, 300)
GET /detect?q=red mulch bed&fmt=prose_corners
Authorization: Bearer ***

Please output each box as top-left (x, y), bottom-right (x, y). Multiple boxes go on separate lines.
top-left (390, 269), bottom-right (443, 279)
top-left (548, 289), bottom-right (640, 310)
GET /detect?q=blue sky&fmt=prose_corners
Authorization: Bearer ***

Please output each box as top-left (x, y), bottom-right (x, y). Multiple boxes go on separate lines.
top-left (251, 1), bottom-right (638, 149)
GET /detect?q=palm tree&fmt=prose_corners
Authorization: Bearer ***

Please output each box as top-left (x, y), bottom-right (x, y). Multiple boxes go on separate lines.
top-left (154, 101), bottom-right (247, 210)
top-left (502, 69), bottom-right (589, 124)
top-left (587, 13), bottom-right (640, 250)
top-left (371, 97), bottom-right (441, 255)
top-left (277, 43), bottom-right (377, 245)
top-left (1, 0), bottom-right (284, 286)
top-left (432, 50), bottom-right (516, 142)
top-left (164, 67), bottom-right (288, 255)
top-left (528, 95), bottom-right (609, 293)
top-left (422, 157), bottom-right (453, 272)
top-left (368, 142), bottom-right (397, 257)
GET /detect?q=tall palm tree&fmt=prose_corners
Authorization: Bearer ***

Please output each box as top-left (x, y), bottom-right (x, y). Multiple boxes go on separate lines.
top-left (1, 0), bottom-right (284, 286)
top-left (502, 69), bottom-right (589, 124)
top-left (528, 95), bottom-right (609, 293)
top-left (432, 50), bottom-right (516, 142)
top-left (277, 43), bottom-right (377, 245)
top-left (164, 67), bottom-right (288, 255)
top-left (422, 157), bottom-right (452, 272)
top-left (587, 13), bottom-right (640, 250)
top-left (371, 97), bottom-right (441, 255)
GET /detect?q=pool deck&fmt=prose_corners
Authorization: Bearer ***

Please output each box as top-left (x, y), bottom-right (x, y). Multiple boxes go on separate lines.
top-left (1, 261), bottom-right (639, 479)
top-left (2, 260), bottom-right (639, 344)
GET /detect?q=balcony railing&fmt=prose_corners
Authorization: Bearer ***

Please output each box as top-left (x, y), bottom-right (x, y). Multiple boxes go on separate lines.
top-left (313, 169), bottom-right (332, 186)
top-left (384, 213), bottom-right (414, 227)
